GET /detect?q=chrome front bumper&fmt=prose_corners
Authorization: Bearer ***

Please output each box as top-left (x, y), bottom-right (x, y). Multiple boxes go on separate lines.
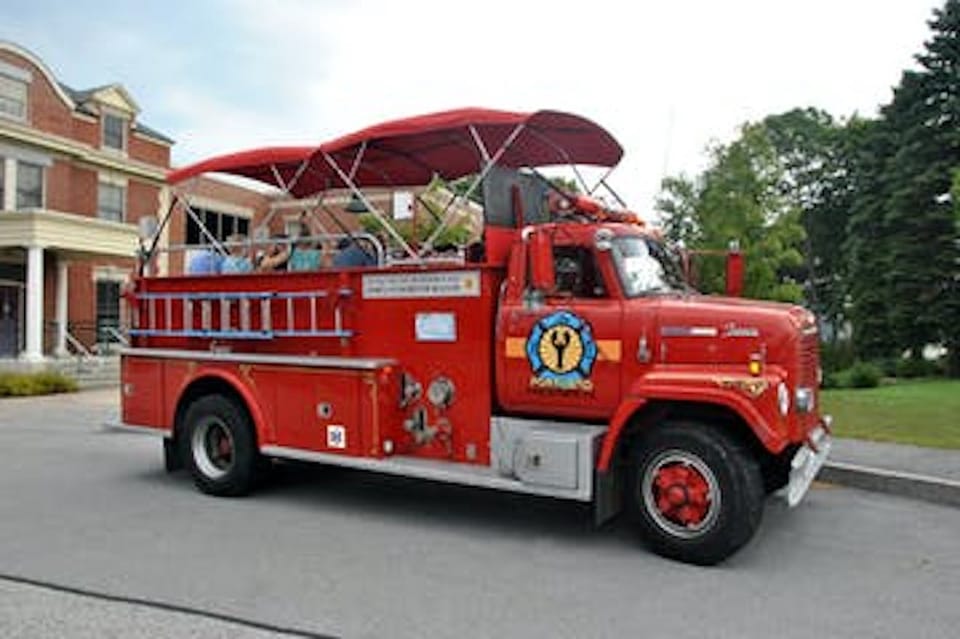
top-left (781, 417), bottom-right (832, 507)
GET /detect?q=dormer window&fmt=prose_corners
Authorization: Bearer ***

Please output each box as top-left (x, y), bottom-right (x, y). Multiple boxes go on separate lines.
top-left (102, 112), bottom-right (127, 151)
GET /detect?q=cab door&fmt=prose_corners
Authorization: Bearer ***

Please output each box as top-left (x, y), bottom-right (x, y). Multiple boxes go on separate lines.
top-left (497, 242), bottom-right (623, 420)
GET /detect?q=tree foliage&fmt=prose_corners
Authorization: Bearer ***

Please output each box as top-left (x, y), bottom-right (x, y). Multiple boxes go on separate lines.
top-left (655, 1), bottom-right (960, 375)
top-left (655, 122), bottom-right (806, 302)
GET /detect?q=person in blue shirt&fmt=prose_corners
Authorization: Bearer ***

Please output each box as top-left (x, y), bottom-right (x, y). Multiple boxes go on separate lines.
top-left (221, 234), bottom-right (253, 274)
top-left (187, 246), bottom-right (223, 274)
top-left (333, 238), bottom-right (377, 267)
top-left (288, 234), bottom-right (322, 271)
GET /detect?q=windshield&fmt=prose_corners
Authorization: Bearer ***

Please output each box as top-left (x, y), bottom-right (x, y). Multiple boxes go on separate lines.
top-left (612, 236), bottom-right (688, 297)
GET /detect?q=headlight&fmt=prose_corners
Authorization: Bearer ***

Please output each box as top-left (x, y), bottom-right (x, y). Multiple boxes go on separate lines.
top-left (777, 382), bottom-right (790, 416)
top-left (795, 387), bottom-right (815, 413)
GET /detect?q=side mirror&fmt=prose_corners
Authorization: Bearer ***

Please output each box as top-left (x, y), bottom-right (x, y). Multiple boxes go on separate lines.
top-left (528, 229), bottom-right (555, 293)
top-left (725, 241), bottom-right (744, 297)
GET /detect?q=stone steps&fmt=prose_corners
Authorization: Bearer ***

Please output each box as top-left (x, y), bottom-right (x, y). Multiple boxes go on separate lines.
top-left (48, 357), bottom-right (120, 389)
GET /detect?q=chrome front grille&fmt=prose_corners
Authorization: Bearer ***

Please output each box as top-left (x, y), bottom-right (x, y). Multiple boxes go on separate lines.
top-left (798, 330), bottom-right (819, 388)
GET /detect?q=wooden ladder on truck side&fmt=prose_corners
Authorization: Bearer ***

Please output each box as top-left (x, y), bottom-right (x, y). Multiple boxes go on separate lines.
top-left (129, 288), bottom-right (354, 340)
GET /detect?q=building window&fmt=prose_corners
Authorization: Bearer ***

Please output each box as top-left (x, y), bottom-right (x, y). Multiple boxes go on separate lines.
top-left (97, 182), bottom-right (125, 222)
top-left (102, 113), bottom-right (126, 151)
top-left (15, 161), bottom-right (43, 210)
top-left (96, 280), bottom-right (121, 345)
top-left (186, 208), bottom-right (250, 244)
top-left (0, 75), bottom-right (27, 122)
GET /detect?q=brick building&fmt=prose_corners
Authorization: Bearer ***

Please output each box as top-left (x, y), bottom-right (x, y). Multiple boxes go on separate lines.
top-left (0, 40), bottom-right (270, 362)
top-left (0, 40), bottom-right (483, 367)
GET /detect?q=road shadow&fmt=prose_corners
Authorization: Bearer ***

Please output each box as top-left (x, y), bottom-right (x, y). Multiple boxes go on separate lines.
top-left (155, 460), bottom-right (637, 547)
top-left (137, 459), bottom-right (820, 568)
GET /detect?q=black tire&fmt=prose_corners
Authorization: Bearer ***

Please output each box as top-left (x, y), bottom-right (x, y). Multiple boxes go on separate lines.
top-left (179, 394), bottom-right (260, 497)
top-left (626, 421), bottom-right (765, 565)
top-left (761, 447), bottom-right (795, 494)
top-left (163, 437), bottom-right (183, 473)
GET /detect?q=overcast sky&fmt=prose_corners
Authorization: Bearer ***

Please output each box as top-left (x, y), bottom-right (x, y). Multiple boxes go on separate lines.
top-left (0, 0), bottom-right (942, 211)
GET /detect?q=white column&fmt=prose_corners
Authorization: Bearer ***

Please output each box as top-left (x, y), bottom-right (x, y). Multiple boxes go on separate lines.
top-left (22, 244), bottom-right (44, 361)
top-left (54, 258), bottom-right (69, 358)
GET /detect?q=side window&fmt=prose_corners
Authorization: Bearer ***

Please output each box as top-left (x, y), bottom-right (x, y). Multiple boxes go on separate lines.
top-left (97, 182), bottom-right (125, 222)
top-left (553, 246), bottom-right (606, 298)
top-left (15, 161), bottom-right (43, 209)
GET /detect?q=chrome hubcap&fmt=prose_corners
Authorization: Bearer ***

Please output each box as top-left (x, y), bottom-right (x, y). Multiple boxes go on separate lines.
top-left (191, 417), bottom-right (234, 480)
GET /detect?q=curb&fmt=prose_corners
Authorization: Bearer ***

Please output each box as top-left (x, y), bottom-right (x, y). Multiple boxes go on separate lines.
top-left (820, 461), bottom-right (960, 509)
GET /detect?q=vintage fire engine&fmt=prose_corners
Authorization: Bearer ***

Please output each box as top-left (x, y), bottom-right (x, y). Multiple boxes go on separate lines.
top-left (115, 108), bottom-right (831, 565)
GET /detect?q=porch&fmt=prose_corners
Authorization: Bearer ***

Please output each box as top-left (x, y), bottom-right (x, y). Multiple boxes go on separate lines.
top-left (0, 208), bottom-right (140, 362)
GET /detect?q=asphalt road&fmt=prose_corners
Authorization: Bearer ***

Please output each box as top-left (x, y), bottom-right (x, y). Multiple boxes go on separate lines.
top-left (1, 389), bottom-right (958, 639)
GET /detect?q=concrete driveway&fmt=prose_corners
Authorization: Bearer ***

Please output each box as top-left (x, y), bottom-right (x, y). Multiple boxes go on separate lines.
top-left (1, 389), bottom-right (958, 638)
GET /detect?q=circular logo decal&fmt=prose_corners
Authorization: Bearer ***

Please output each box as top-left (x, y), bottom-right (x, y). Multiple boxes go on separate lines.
top-left (526, 311), bottom-right (597, 390)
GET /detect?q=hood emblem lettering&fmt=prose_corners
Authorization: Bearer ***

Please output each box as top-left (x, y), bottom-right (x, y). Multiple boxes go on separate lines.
top-left (722, 323), bottom-right (760, 338)
top-left (716, 377), bottom-right (769, 399)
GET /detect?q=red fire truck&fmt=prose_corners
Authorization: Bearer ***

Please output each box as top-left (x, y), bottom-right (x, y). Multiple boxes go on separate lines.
top-left (115, 108), bottom-right (830, 565)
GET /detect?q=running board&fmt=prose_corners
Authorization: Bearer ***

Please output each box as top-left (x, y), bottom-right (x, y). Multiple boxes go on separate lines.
top-left (260, 445), bottom-right (596, 502)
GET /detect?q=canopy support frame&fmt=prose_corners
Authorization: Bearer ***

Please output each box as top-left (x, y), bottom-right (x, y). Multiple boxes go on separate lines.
top-left (321, 151), bottom-right (420, 261)
top-left (420, 122), bottom-right (526, 254)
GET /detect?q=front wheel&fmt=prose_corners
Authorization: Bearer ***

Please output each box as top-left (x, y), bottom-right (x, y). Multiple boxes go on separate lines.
top-left (180, 394), bottom-right (261, 497)
top-left (627, 422), bottom-right (765, 565)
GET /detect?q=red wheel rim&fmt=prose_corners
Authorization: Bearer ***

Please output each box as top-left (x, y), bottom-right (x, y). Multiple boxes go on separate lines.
top-left (642, 450), bottom-right (720, 538)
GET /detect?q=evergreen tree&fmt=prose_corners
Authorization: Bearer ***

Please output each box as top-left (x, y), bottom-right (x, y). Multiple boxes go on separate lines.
top-left (844, 118), bottom-right (898, 360)
top-left (879, 1), bottom-right (960, 368)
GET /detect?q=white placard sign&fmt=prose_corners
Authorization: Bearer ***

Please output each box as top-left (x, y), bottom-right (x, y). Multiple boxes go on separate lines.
top-left (362, 271), bottom-right (481, 299)
top-left (415, 312), bottom-right (457, 342)
top-left (327, 425), bottom-right (346, 449)
top-left (393, 191), bottom-right (414, 220)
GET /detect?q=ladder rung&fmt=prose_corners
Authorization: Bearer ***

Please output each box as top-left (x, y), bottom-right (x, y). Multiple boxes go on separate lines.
top-left (134, 289), bottom-right (351, 340)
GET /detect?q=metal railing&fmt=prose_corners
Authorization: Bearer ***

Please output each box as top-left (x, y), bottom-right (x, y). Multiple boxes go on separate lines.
top-left (144, 232), bottom-right (388, 276)
top-left (46, 322), bottom-right (128, 358)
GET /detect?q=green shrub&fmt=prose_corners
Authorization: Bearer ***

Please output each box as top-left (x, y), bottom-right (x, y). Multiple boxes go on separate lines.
top-left (895, 357), bottom-right (939, 379)
top-left (873, 357), bottom-right (900, 378)
top-left (845, 361), bottom-right (882, 389)
top-left (822, 371), bottom-right (842, 389)
top-left (820, 339), bottom-right (856, 374)
top-left (0, 371), bottom-right (78, 397)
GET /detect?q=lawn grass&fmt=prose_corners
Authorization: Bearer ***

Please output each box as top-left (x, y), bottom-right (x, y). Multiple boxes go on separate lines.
top-left (821, 379), bottom-right (960, 449)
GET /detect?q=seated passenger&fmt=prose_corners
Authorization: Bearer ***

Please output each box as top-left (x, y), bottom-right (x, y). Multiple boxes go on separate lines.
top-left (187, 246), bottom-right (223, 275)
top-left (256, 235), bottom-right (291, 271)
top-left (332, 238), bottom-right (377, 267)
top-left (221, 234), bottom-right (253, 274)
top-left (288, 235), bottom-right (322, 272)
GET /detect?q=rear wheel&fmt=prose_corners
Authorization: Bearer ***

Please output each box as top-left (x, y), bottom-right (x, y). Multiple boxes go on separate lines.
top-left (180, 394), bottom-right (261, 496)
top-left (627, 421), bottom-right (764, 565)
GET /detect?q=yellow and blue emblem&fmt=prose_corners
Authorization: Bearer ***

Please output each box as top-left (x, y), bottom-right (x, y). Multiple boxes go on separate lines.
top-left (526, 310), bottom-right (598, 391)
